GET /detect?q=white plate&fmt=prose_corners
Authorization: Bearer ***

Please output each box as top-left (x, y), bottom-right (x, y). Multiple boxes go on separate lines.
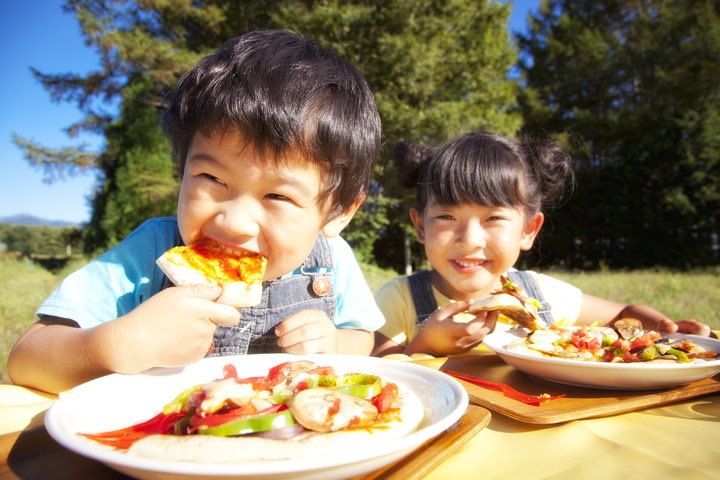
top-left (483, 329), bottom-right (720, 390)
top-left (46, 354), bottom-right (468, 480)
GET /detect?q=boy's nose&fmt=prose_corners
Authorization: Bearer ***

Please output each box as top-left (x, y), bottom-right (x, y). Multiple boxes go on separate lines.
top-left (215, 199), bottom-right (261, 238)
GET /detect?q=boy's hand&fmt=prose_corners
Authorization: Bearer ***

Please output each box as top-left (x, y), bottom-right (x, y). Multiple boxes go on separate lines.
top-left (406, 300), bottom-right (498, 357)
top-left (275, 310), bottom-right (338, 354)
top-left (112, 285), bottom-right (241, 373)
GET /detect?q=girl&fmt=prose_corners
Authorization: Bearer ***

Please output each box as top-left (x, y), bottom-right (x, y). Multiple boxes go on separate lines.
top-left (372, 131), bottom-right (714, 357)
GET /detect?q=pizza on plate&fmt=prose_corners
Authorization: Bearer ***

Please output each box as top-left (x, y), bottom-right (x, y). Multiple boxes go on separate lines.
top-left (156, 238), bottom-right (267, 307)
top-left (506, 319), bottom-right (718, 364)
top-left (80, 360), bottom-right (425, 462)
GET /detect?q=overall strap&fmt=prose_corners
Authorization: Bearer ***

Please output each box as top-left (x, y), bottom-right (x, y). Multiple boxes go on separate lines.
top-left (506, 270), bottom-right (554, 328)
top-left (407, 270), bottom-right (439, 328)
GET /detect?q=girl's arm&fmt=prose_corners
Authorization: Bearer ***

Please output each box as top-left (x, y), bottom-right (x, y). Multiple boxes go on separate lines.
top-left (372, 332), bottom-right (406, 357)
top-left (575, 293), bottom-right (715, 337)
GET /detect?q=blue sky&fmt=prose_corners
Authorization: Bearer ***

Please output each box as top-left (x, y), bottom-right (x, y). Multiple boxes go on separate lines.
top-left (0, 0), bottom-right (539, 225)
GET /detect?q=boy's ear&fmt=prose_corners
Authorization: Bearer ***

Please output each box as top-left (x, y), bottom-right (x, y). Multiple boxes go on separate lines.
top-left (322, 198), bottom-right (364, 238)
top-left (520, 212), bottom-right (544, 250)
top-left (409, 208), bottom-right (426, 244)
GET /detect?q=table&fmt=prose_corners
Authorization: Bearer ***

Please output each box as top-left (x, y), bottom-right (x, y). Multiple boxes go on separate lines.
top-left (2, 354), bottom-right (719, 480)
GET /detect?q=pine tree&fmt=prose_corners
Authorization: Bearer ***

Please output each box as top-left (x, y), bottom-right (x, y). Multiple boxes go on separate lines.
top-left (519, 0), bottom-right (720, 268)
top-left (17, 0), bottom-right (519, 265)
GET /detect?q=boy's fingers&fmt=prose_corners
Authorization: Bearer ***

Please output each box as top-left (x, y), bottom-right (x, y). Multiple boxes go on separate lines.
top-left (176, 284), bottom-right (224, 300)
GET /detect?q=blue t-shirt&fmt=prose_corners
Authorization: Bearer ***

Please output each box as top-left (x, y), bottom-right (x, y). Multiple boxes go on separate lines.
top-left (37, 217), bottom-right (385, 332)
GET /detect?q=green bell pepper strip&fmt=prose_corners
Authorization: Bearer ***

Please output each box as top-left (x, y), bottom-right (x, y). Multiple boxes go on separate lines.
top-left (163, 384), bottom-right (204, 414)
top-left (667, 348), bottom-right (691, 363)
top-left (639, 346), bottom-right (658, 361)
top-left (198, 409), bottom-right (296, 436)
top-left (306, 374), bottom-right (383, 399)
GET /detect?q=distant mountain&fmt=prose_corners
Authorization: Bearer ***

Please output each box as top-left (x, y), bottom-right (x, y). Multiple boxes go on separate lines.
top-left (0, 213), bottom-right (80, 228)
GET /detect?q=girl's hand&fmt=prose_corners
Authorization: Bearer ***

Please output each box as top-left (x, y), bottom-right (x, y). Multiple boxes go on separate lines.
top-left (276, 310), bottom-right (338, 354)
top-left (110, 285), bottom-right (241, 373)
top-left (406, 300), bottom-right (498, 357)
top-left (656, 318), bottom-right (716, 338)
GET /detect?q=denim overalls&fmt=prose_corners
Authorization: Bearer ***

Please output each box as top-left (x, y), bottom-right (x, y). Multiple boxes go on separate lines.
top-left (407, 269), bottom-right (554, 328)
top-left (162, 234), bottom-right (336, 355)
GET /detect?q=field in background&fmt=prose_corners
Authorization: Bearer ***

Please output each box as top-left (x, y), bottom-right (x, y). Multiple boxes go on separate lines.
top-left (1, 257), bottom-right (718, 385)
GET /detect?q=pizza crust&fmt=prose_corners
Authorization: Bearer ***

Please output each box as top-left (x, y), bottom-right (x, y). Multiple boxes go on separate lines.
top-left (127, 382), bottom-right (425, 462)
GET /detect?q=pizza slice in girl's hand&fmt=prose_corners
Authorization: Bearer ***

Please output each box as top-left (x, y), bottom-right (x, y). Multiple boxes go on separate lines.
top-left (156, 239), bottom-right (267, 307)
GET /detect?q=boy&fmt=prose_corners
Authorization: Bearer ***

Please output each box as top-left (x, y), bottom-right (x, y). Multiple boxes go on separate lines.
top-left (9, 30), bottom-right (384, 393)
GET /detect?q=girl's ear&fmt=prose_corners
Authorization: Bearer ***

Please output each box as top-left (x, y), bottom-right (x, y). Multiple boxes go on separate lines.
top-left (409, 208), bottom-right (426, 244)
top-left (520, 212), bottom-right (544, 250)
top-left (322, 198), bottom-right (364, 238)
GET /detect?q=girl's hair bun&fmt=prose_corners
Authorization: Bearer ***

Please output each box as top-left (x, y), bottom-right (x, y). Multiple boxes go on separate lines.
top-left (392, 141), bottom-right (433, 190)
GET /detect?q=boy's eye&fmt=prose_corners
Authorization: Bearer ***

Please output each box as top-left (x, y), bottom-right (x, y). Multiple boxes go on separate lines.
top-left (202, 173), bottom-right (225, 185)
top-left (267, 193), bottom-right (289, 201)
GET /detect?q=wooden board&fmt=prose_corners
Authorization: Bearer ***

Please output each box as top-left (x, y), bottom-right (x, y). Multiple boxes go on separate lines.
top-left (0, 406), bottom-right (491, 480)
top-left (415, 353), bottom-right (720, 424)
top-left (348, 404), bottom-right (490, 480)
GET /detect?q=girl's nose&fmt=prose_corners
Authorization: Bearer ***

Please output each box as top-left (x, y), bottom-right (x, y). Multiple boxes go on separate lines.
top-left (457, 222), bottom-right (486, 249)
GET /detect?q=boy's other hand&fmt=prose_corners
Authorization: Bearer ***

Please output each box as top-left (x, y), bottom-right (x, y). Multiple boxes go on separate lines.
top-left (113, 285), bottom-right (241, 373)
top-left (275, 310), bottom-right (338, 354)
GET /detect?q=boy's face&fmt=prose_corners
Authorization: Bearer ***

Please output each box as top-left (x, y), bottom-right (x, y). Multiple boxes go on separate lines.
top-left (177, 129), bottom-right (355, 281)
top-left (410, 199), bottom-right (543, 302)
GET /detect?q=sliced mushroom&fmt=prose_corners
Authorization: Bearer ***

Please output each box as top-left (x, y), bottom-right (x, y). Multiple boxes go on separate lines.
top-left (286, 361), bottom-right (317, 384)
top-left (288, 388), bottom-right (378, 432)
top-left (614, 318), bottom-right (643, 340)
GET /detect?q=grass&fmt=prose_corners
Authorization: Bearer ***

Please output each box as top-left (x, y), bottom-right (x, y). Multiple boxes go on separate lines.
top-left (1, 257), bottom-right (717, 385)
top-left (0, 254), bottom-right (90, 385)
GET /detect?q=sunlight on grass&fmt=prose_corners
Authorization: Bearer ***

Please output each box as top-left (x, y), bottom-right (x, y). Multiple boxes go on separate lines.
top-left (0, 255), bottom-right (89, 385)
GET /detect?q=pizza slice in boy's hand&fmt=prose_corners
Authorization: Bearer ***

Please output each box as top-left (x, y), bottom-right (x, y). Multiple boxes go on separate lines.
top-left (156, 238), bottom-right (267, 307)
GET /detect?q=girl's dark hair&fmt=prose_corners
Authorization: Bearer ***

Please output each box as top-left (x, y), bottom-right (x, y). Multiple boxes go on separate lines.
top-left (393, 131), bottom-right (574, 216)
top-left (165, 29), bottom-right (381, 220)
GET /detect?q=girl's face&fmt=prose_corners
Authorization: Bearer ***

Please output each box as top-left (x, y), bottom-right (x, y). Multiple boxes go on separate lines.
top-left (410, 199), bottom-right (544, 302)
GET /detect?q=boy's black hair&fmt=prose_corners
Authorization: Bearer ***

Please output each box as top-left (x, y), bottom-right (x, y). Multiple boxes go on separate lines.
top-left (393, 131), bottom-right (574, 216)
top-left (165, 29), bottom-right (382, 220)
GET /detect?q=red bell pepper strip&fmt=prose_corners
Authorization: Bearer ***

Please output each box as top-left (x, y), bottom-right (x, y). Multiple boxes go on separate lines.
top-left (79, 411), bottom-right (186, 450)
top-left (444, 371), bottom-right (565, 406)
top-left (372, 383), bottom-right (399, 413)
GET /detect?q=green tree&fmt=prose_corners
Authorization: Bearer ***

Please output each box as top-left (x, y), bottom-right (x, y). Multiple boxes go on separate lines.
top-left (518, 0), bottom-right (720, 269)
top-left (16, 0), bottom-right (520, 265)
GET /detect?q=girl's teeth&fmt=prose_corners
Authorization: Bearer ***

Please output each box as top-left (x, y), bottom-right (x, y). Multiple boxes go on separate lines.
top-left (456, 260), bottom-right (483, 267)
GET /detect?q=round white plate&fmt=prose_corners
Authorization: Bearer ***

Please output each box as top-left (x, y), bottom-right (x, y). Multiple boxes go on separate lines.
top-left (45, 354), bottom-right (468, 480)
top-left (483, 329), bottom-right (720, 390)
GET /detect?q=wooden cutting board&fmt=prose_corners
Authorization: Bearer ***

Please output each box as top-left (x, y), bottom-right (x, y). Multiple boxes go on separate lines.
top-left (415, 353), bottom-right (720, 424)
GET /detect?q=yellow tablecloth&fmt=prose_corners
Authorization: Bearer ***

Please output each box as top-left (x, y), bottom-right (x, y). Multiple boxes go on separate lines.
top-left (2, 374), bottom-right (719, 480)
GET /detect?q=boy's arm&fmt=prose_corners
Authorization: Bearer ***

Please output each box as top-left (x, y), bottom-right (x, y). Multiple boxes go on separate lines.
top-left (8, 285), bottom-right (241, 394)
top-left (576, 293), bottom-right (715, 337)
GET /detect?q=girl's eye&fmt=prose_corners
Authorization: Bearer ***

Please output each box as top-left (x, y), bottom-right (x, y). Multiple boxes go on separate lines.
top-left (436, 214), bottom-right (454, 220)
